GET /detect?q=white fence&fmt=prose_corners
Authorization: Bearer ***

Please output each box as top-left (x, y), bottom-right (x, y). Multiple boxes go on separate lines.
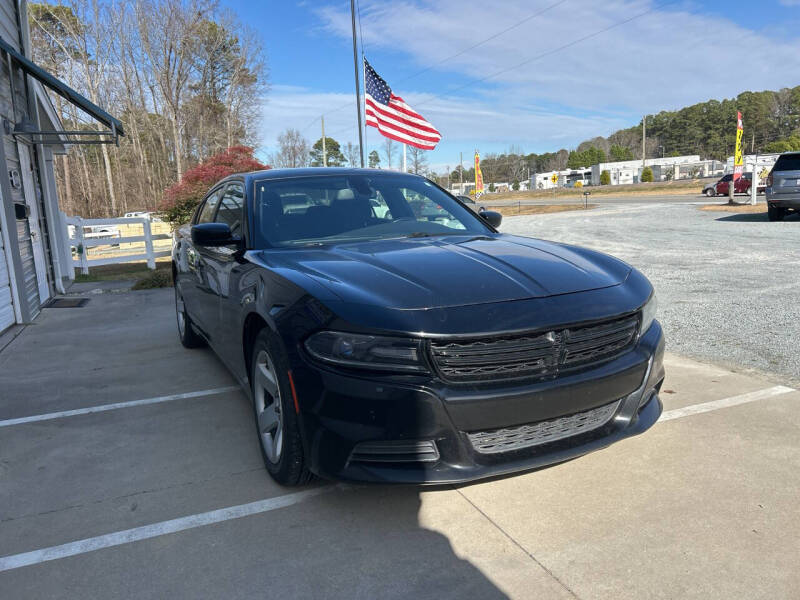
top-left (64, 216), bottom-right (171, 275)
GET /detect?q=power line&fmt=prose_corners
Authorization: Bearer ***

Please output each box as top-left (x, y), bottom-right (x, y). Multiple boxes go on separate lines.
top-left (392, 0), bottom-right (569, 86)
top-left (414, 0), bottom-right (680, 109)
top-left (301, 0), bottom-right (570, 132)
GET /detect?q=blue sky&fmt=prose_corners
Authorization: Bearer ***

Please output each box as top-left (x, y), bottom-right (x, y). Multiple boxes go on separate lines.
top-left (223, 0), bottom-right (800, 170)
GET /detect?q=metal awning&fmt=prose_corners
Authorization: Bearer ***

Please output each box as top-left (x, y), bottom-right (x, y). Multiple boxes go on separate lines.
top-left (0, 35), bottom-right (124, 145)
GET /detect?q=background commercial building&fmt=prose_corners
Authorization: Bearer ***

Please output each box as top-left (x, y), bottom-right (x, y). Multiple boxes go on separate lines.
top-left (590, 155), bottom-right (706, 186)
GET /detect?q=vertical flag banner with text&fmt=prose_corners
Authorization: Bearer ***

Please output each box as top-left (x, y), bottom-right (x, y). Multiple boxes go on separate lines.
top-left (474, 152), bottom-right (485, 197)
top-left (364, 60), bottom-right (441, 151)
top-left (734, 111), bottom-right (744, 181)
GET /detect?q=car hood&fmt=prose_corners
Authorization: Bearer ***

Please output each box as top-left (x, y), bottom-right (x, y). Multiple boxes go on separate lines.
top-left (254, 234), bottom-right (631, 310)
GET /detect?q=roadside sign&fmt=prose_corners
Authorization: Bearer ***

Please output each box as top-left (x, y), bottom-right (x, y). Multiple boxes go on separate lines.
top-left (733, 111), bottom-right (744, 181)
top-left (550, 173), bottom-right (558, 185)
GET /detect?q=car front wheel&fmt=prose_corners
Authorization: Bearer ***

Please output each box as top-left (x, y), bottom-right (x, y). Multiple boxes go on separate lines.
top-left (705, 188), bottom-right (715, 197)
top-left (250, 329), bottom-right (311, 486)
top-left (175, 284), bottom-right (206, 348)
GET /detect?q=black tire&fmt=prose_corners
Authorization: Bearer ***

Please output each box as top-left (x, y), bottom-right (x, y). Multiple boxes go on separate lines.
top-left (767, 204), bottom-right (785, 222)
top-left (250, 329), bottom-right (312, 486)
top-left (704, 188), bottom-right (715, 197)
top-left (175, 283), bottom-right (206, 348)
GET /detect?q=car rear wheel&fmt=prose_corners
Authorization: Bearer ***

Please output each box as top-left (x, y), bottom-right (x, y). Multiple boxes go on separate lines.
top-left (175, 284), bottom-right (206, 348)
top-left (250, 329), bottom-right (311, 486)
top-left (767, 204), bottom-right (785, 222)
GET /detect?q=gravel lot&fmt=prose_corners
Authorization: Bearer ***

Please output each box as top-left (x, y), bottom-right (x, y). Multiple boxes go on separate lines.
top-left (502, 202), bottom-right (800, 384)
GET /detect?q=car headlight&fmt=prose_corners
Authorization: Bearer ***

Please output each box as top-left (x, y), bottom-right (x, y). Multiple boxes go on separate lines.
top-left (640, 293), bottom-right (657, 334)
top-left (304, 331), bottom-right (427, 373)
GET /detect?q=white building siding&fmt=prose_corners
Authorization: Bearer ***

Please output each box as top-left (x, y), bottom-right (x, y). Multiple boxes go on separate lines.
top-left (0, 226), bottom-right (14, 331)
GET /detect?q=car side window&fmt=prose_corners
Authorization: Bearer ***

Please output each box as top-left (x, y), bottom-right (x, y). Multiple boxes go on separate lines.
top-left (196, 188), bottom-right (223, 224)
top-left (369, 192), bottom-right (392, 219)
top-left (214, 182), bottom-right (244, 235)
top-left (400, 188), bottom-right (466, 230)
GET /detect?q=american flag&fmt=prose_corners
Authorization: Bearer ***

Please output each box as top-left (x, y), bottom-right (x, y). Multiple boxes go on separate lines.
top-left (364, 59), bottom-right (441, 151)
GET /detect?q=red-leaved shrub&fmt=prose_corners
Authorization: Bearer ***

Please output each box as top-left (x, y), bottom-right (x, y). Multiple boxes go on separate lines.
top-left (161, 146), bottom-right (269, 224)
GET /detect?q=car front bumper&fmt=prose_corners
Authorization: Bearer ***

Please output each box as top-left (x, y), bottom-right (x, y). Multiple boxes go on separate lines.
top-left (294, 321), bottom-right (665, 484)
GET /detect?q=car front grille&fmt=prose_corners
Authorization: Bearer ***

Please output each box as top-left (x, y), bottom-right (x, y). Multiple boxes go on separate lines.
top-left (466, 400), bottom-right (621, 454)
top-left (429, 314), bottom-right (639, 383)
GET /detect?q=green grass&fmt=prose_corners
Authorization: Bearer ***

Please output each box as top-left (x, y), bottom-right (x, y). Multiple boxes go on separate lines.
top-left (131, 269), bottom-right (173, 290)
top-left (74, 261), bottom-right (172, 283)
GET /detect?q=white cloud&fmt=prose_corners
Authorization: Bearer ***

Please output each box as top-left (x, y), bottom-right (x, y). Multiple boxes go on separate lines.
top-left (316, 0), bottom-right (800, 115)
top-left (259, 0), bottom-right (800, 164)
top-left (259, 85), bottom-right (629, 160)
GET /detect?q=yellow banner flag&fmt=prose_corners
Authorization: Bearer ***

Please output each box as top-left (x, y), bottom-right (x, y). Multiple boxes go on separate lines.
top-left (474, 151), bottom-right (484, 197)
top-left (734, 111), bottom-right (744, 181)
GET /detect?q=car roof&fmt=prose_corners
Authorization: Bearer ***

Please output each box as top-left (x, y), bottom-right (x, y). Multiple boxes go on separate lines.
top-left (223, 168), bottom-right (427, 185)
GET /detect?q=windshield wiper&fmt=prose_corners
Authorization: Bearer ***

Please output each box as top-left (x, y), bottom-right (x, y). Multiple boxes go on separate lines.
top-left (404, 232), bottom-right (443, 238)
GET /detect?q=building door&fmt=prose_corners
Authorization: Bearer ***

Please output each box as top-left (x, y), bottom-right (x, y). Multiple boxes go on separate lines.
top-left (17, 143), bottom-right (50, 304)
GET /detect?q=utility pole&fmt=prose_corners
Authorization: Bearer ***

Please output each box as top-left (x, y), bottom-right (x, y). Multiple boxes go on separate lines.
top-left (459, 152), bottom-right (463, 192)
top-left (321, 116), bottom-right (327, 167)
top-left (641, 115), bottom-right (646, 168)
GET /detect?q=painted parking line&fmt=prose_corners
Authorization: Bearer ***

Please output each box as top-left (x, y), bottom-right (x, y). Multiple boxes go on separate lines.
top-left (659, 385), bottom-right (795, 422)
top-left (0, 385), bottom-right (795, 572)
top-left (0, 386), bottom-right (241, 428)
top-left (0, 486), bottom-right (334, 572)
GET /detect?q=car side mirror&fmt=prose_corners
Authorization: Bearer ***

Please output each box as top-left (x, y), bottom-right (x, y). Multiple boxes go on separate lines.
top-left (479, 210), bottom-right (502, 228)
top-left (191, 223), bottom-right (239, 247)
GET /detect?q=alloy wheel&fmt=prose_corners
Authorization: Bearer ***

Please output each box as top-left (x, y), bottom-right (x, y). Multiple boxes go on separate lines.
top-left (254, 350), bottom-right (284, 464)
top-left (175, 286), bottom-right (186, 337)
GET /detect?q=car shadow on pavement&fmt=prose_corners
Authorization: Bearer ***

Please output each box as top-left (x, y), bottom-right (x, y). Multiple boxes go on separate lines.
top-left (715, 212), bottom-right (799, 222)
top-left (246, 484), bottom-right (509, 599)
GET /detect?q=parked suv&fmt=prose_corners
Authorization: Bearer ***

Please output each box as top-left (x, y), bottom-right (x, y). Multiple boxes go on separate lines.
top-left (765, 152), bottom-right (800, 221)
top-left (703, 172), bottom-right (763, 197)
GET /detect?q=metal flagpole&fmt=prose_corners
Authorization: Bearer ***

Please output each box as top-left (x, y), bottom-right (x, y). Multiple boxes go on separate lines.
top-left (362, 54), bottom-right (367, 166)
top-left (403, 144), bottom-right (407, 173)
top-left (350, 0), bottom-right (365, 167)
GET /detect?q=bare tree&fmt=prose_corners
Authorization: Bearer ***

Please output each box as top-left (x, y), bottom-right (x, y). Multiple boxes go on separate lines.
top-left (136, 0), bottom-right (212, 179)
top-left (343, 142), bottom-right (361, 167)
top-left (382, 138), bottom-right (396, 169)
top-left (407, 146), bottom-right (427, 174)
top-left (272, 128), bottom-right (309, 168)
top-left (509, 158), bottom-right (526, 185)
top-left (28, 0), bottom-right (268, 218)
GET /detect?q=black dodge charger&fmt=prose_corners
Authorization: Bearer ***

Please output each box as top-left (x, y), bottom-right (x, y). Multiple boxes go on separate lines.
top-left (173, 168), bottom-right (664, 485)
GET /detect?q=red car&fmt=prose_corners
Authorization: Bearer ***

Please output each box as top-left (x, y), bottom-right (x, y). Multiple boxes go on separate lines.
top-left (703, 172), bottom-right (764, 197)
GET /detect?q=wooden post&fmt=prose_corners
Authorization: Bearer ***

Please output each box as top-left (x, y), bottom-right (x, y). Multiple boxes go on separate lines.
top-left (728, 174), bottom-right (735, 204)
top-left (74, 217), bottom-right (89, 275)
top-left (143, 218), bottom-right (155, 269)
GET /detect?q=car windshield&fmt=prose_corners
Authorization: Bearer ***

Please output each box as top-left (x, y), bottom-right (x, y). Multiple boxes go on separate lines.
top-left (252, 173), bottom-right (491, 247)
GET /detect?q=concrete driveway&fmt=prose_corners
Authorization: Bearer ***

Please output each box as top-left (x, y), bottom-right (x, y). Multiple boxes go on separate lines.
top-left (1, 283), bottom-right (798, 598)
